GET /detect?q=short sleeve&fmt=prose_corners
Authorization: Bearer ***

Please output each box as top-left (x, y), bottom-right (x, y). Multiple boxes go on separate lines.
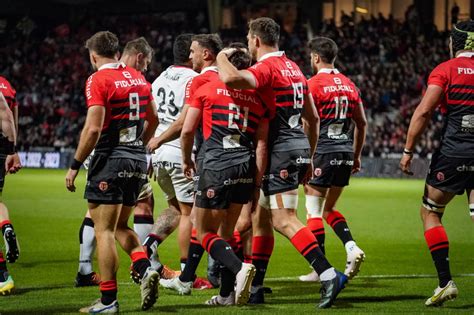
top-left (189, 86), bottom-right (205, 111)
top-left (85, 74), bottom-right (107, 107)
top-left (247, 61), bottom-right (273, 89)
top-left (184, 77), bottom-right (196, 104)
top-left (427, 63), bottom-right (448, 89)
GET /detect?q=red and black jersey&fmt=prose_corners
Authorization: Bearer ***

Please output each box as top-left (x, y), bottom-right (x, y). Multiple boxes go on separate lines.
top-left (85, 62), bottom-right (151, 160)
top-left (184, 66), bottom-right (219, 158)
top-left (190, 80), bottom-right (269, 171)
top-left (0, 76), bottom-right (17, 110)
top-left (309, 69), bottom-right (363, 154)
top-left (247, 51), bottom-right (309, 152)
top-left (428, 52), bottom-right (474, 158)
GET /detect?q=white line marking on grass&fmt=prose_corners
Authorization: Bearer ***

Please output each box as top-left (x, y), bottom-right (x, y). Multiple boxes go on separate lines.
top-left (265, 273), bottom-right (474, 281)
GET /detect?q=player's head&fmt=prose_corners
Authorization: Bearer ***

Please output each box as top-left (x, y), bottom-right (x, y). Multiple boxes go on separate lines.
top-left (122, 37), bottom-right (154, 73)
top-left (85, 31), bottom-right (120, 71)
top-left (247, 17), bottom-right (280, 60)
top-left (450, 20), bottom-right (474, 58)
top-left (190, 34), bottom-right (223, 72)
top-left (173, 34), bottom-right (194, 67)
top-left (308, 36), bottom-right (338, 73)
top-left (226, 42), bottom-right (251, 70)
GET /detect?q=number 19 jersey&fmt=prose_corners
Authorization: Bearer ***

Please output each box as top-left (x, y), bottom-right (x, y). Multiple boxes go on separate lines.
top-left (309, 68), bottom-right (363, 154)
top-left (151, 65), bottom-right (198, 149)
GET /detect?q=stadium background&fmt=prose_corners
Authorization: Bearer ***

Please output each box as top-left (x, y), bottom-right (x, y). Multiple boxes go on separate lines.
top-left (1, 0), bottom-right (473, 313)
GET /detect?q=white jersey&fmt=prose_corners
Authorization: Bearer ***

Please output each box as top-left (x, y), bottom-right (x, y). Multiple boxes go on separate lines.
top-left (152, 65), bottom-right (198, 148)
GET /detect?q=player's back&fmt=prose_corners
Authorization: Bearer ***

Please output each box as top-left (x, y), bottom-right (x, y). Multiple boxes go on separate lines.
top-left (0, 76), bottom-right (17, 110)
top-left (152, 65), bottom-right (197, 148)
top-left (248, 52), bottom-right (309, 152)
top-left (190, 80), bottom-right (267, 171)
top-left (429, 52), bottom-right (474, 157)
top-left (309, 69), bottom-right (362, 154)
top-left (85, 62), bottom-right (151, 160)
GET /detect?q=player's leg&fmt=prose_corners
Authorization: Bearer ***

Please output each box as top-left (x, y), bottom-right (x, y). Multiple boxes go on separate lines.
top-left (0, 162), bottom-right (19, 265)
top-left (0, 249), bottom-right (14, 295)
top-left (76, 209), bottom-right (100, 287)
top-left (133, 187), bottom-right (154, 243)
top-left (177, 200), bottom-right (193, 271)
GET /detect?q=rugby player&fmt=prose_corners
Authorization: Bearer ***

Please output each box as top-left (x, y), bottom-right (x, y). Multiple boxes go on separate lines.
top-left (400, 20), bottom-right (474, 307)
top-left (75, 37), bottom-right (158, 288)
top-left (300, 37), bottom-right (367, 282)
top-left (0, 91), bottom-right (21, 296)
top-left (181, 47), bottom-right (267, 305)
top-left (217, 17), bottom-right (347, 308)
top-left (65, 31), bottom-right (159, 313)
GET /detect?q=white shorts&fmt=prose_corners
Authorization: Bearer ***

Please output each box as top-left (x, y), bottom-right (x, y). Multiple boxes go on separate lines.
top-left (152, 146), bottom-right (194, 204)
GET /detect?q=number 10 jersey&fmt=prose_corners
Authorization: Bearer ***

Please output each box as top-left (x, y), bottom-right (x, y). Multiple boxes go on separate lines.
top-left (151, 65), bottom-right (198, 149)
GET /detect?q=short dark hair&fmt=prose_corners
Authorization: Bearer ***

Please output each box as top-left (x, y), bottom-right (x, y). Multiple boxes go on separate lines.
top-left (192, 34), bottom-right (223, 57)
top-left (451, 20), bottom-right (474, 54)
top-left (308, 37), bottom-right (338, 64)
top-left (248, 17), bottom-right (280, 47)
top-left (85, 31), bottom-right (120, 58)
top-left (227, 43), bottom-right (251, 70)
top-left (124, 37), bottom-right (154, 58)
top-left (173, 34), bottom-right (194, 65)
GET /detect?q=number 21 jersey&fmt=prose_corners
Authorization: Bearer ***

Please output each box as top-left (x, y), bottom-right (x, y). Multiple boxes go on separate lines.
top-left (309, 68), bottom-right (362, 154)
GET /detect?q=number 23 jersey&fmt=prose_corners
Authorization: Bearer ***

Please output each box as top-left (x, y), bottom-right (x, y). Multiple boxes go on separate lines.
top-left (309, 69), bottom-right (363, 154)
top-left (151, 65), bottom-right (198, 149)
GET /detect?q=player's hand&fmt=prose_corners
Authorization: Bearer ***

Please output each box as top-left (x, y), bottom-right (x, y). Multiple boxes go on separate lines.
top-left (147, 137), bottom-right (160, 153)
top-left (217, 48), bottom-right (237, 59)
top-left (399, 153), bottom-right (414, 176)
top-left (65, 168), bottom-right (79, 192)
top-left (5, 153), bottom-right (22, 174)
top-left (352, 157), bottom-right (361, 174)
top-left (183, 160), bottom-right (196, 180)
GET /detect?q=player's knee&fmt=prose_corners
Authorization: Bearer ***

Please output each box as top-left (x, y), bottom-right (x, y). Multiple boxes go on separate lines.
top-left (305, 195), bottom-right (325, 218)
top-left (272, 217), bottom-right (290, 234)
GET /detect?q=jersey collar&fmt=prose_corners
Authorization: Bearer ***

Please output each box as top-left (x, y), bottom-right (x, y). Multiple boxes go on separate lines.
top-left (317, 68), bottom-right (340, 74)
top-left (201, 66), bottom-right (218, 74)
top-left (258, 51), bottom-right (285, 62)
top-left (98, 62), bottom-right (126, 71)
top-left (456, 52), bottom-right (474, 58)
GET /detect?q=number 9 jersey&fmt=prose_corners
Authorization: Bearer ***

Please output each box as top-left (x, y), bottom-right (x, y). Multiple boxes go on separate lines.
top-left (309, 68), bottom-right (363, 154)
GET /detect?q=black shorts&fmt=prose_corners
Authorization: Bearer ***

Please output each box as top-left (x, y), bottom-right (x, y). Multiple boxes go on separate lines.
top-left (85, 154), bottom-right (148, 207)
top-left (0, 155), bottom-right (6, 201)
top-left (308, 152), bottom-right (354, 188)
top-left (262, 148), bottom-right (311, 196)
top-left (195, 161), bottom-right (255, 210)
top-left (426, 150), bottom-right (474, 195)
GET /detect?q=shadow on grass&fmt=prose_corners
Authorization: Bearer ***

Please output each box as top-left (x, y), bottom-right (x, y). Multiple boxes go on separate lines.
top-left (11, 284), bottom-right (71, 295)
top-left (446, 303), bottom-right (474, 310)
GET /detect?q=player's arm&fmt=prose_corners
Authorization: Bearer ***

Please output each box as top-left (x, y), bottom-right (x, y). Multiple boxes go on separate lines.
top-left (142, 99), bottom-right (159, 145)
top-left (400, 84), bottom-right (444, 175)
top-left (351, 101), bottom-right (367, 174)
top-left (12, 106), bottom-right (18, 137)
top-left (302, 92), bottom-right (319, 155)
top-left (0, 93), bottom-right (21, 174)
top-left (216, 49), bottom-right (257, 89)
top-left (147, 104), bottom-right (189, 152)
top-left (252, 117), bottom-right (269, 210)
top-left (180, 107), bottom-right (201, 179)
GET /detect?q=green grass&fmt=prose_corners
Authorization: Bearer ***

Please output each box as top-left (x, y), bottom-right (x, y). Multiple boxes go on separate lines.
top-left (1, 169), bottom-right (473, 314)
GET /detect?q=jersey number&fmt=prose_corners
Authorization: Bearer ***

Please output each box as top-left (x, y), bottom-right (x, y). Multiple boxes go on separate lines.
top-left (129, 92), bottom-right (140, 121)
top-left (292, 82), bottom-right (304, 109)
top-left (157, 87), bottom-right (179, 117)
top-left (333, 96), bottom-right (349, 119)
top-left (228, 103), bottom-right (249, 132)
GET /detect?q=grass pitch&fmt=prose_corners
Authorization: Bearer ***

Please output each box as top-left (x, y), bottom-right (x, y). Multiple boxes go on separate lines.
top-left (1, 169), bottom-right (473, 314)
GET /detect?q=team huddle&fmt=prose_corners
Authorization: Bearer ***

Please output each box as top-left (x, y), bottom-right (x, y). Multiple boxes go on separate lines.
top-left (0, 16), bottom-right (473, 313)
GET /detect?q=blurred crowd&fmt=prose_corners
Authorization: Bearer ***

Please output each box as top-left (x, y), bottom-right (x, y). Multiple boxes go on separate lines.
top-left (0, 8), bottom-right (449, 157)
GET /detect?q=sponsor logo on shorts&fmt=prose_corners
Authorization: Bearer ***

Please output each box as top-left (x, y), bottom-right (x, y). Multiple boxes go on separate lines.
top-left (329, 159), bottom-right (354, 166)
top-left (223, 178), bottom-right (254, 185)
top-left (436, 172), bottom-right (445, 181)
top-left (153, 161), bottom-right (181, 169)
top-left (314, 168), bottom-right (322, 176)
top-left (118, 170), bottom-right (147, 179)
top-left (296, 156), bottom-right (311, 164)
top-left (99, 181), bottom-right (108, 191)
top-left (280, 169), bottom-right (289, 179)
top-left (207, 189), bottom-right (215, 199)
top-left (457, 164), bottom-right (474, 172)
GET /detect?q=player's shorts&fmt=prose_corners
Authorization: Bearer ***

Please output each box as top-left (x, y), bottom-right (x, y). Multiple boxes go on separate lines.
top-left (0, 155), bottom-right (6, 201)
top-left (152, 146), bottom-right (194, 204)
top-left (426, 150), bottom-right (474, 195)
top-left (195, 161), bottom-right (255, 210)
top-left (262, 148), bottom-right (311, 196)
top-left (308, 152), bottom-right (354, 188)
top-left (85, 154), bottom-right (148, 207)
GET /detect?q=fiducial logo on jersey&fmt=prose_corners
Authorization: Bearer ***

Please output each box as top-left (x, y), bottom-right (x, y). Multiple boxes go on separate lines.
top-left (461, 115), bottom-right (474, 132)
